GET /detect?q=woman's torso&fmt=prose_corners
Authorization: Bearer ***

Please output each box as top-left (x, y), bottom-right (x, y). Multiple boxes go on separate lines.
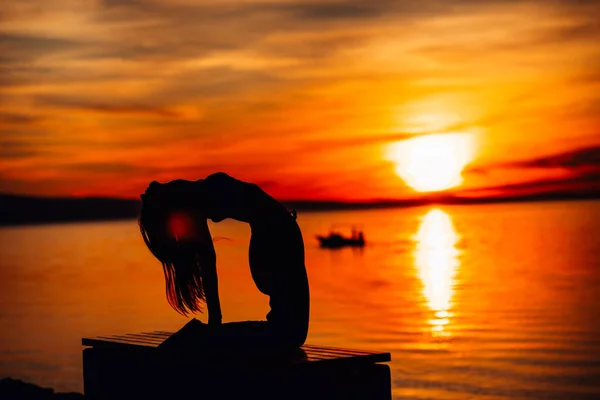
top-left (205, 173), bottom-right (310, 344)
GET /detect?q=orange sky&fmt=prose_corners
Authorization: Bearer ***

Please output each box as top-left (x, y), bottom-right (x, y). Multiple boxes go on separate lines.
top-left (1, 0), bottom-right (599, 201)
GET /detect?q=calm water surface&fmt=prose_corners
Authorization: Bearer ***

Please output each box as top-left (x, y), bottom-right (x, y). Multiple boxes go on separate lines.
top-left (2, 201), bottom-right (600, 399)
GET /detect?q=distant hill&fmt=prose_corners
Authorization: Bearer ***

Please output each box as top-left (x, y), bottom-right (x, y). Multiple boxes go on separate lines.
top-left (0, 194), bottom-right (141, 226)
top-left (1, 191), bottom-right (599, 226)
top-left (0, 194), bottom-right (413, 226)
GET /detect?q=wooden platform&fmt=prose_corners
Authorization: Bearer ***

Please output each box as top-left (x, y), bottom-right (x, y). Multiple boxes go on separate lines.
top-left (82, 331), bottom-right (392, 400)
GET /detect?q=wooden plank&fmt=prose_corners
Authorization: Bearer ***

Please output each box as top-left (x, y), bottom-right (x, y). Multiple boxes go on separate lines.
top-left (150, 331), bottom-right (386, 356)
top-left (138, 332), bottom-right (172, 339)
top-left (303, 348), bottom-right (391, 362)
top-left (303, 345), bottom-right (391, 363)
top-left (304, 347), bottom-right (376, 357)
top-left (111, 335), bottom-right (164, 344)
top-left (100, 338), bottom-right (385, 361)
top-left (303, 352), bottom-right (354, 361)
top-left (83, 336), bottom-right (155, 348)
top-left (303, 344), bottom-right (382, 355)
top-left (82, 332), bottom-right (391, 365)
top-left (150, 332), bottom-right (384, 356)
top-left (82, 337), bottom-right (154, 350)
top-left (303, 351), bottom-right (390, 364)
top-left (97, 335), bottom-right (156, 345)
top-left (122, 333), bottom-right (165, 343)
top-left (152, 331), bottom-right (174, 336)
top-left (305, 354), bottom-right (350, 362)
top-left (125, 332), bottom-right (166, 339)
top-left (105, 335), bottom-right (163, 345)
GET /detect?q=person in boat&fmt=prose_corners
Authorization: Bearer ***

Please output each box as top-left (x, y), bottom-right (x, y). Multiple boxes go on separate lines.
top-left (357, 231), bottom-right (364, 243)
top-left (138, 172), bottom-right (310, 351)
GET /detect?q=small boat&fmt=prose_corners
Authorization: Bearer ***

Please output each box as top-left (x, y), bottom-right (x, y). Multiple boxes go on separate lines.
top-left (316, 227), bottom-right (365, 249)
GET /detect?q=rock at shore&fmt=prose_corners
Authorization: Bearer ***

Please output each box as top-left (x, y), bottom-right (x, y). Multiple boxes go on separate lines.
top-left (0, 378), bottom-right (84, 400)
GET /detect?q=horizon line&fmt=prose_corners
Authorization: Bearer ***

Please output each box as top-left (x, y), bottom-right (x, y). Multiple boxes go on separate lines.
top-left (2, 190), bottom-right (600, 207)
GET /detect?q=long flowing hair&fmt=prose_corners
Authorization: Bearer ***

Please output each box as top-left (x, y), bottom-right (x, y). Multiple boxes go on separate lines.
top-left (138, 185), bottom-right (210, 315)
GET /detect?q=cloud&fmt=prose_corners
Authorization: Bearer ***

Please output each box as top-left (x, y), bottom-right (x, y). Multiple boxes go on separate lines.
top-left (34, 95), bottom-right (184, 119)
top-left (462, 170), bottom-right (600, 198)
top-left (268, 2), bottom-right (390, 21)
top-left (0, 141), bottom-right (43, 159)
top-left (463, 144), bottom-right (600, 197)
top-left (57, 162), bottom-right (159, 174)
top-left (507, 145), bottom-right (600, 170)
top-left (465, 145), bottom-right (600, 177)
top-left (0, 112), bottom-right (42, 124)
top-left (147, 66), bottom-right (284, 105)
top-left (0, 33), bottom-right (85, 64)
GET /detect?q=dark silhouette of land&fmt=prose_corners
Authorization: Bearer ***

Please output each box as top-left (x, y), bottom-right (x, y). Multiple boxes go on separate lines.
top-left (0, 193), bottom-right (141, 226)
top-left (1, 189), bottom-right (599, 227)
top-left (0, 377), bottom-right (84, 399)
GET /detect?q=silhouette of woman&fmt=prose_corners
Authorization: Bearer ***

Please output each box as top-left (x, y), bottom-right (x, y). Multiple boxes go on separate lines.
top-left (139, 172), bottom-right (309, 351)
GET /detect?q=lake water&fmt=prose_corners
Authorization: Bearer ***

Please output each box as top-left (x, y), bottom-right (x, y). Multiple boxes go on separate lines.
top-left (1, 200), bottom-right (600, 399)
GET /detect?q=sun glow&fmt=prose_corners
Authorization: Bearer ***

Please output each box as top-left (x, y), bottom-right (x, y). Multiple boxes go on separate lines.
top-left (386, 133), bottom-right (475, 192)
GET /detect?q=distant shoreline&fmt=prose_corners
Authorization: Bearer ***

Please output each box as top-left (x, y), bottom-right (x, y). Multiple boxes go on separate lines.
top-left (1, 192), bottom-right (599, 227)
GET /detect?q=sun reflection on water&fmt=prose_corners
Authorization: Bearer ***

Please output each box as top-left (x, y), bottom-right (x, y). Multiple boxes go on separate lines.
top-left (414, 209), bottom-right (460, 338)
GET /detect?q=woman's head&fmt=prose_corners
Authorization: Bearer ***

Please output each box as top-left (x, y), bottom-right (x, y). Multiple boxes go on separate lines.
top-left (138, 180), bottom-right (214, 315)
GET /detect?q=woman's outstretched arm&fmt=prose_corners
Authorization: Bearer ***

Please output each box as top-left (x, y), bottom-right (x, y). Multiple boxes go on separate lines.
top-left (202, 247), bottom-right (222, 325)
top-left (185, 204), bottom-right (222, 325)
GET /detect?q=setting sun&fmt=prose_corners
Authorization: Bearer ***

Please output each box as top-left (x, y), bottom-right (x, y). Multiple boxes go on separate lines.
top-left (386, 133), bottom-right (475, 192)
